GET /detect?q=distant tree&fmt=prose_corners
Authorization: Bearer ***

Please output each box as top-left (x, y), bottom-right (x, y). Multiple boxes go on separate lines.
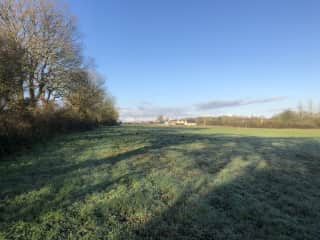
top-left (275, 110), bottom-right (297, 122)
top-left (297, 101), bottom-right (304, 118)
top-left (157, 115), bottom-right (165, 123)
top-left (308, 100), bottom-right (313, 115)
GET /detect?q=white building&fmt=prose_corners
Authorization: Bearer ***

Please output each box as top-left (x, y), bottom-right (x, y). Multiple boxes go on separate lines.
top-left (164, 120), bottom-right (197, 126)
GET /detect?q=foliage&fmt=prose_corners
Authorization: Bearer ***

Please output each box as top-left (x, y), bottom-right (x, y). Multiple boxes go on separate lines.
top-left (186, 107), bottom-right (320, 129)
top-left (156, 115), bottom-right (166, 123)
top-left (0, 0), bottom-right (118, 155)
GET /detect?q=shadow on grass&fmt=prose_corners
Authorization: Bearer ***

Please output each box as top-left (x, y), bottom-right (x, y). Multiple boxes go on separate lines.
top-left (131, 131), bottom-right (320, 239)
top-left (0, 125), bottom-right (320, 239)
top-left (134, 162), bottom-right (320, 239)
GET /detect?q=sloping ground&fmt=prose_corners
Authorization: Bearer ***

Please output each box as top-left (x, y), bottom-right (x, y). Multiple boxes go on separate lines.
top-left (0, 125), bottom-right (320, 240)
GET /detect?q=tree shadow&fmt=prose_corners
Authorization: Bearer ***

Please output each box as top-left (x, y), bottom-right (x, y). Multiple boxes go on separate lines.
top-left (131, 135), bottom-right (320, 239)
top-left (0, 125), bottom-right (319, 239)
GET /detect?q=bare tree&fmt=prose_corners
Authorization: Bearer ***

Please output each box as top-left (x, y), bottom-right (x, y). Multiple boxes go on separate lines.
top-left (0, 0), bottom-right (118, 155)
top-left (308, 99), bottom-right (313, 115)
top-left (0, 0), bottom-right (81, 108)
top-left (297, 101), bottom-right (304, 118)
top-left (157, 115), bottom-right (165, 123)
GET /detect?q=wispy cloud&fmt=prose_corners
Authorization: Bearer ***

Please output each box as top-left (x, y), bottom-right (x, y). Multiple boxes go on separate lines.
top-left (120, 97), bottom-right (288, 122)
top-left (195, 97), bottom-right (287, 110)
top-left (119, 103), bottom-right (192, 122)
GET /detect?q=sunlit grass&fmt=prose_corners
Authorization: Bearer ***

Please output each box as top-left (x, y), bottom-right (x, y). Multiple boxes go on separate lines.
top-left (1, 125), bottom-right (319, 239)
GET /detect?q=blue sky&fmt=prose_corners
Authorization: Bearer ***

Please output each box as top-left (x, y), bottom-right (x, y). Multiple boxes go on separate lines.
top-left (66, 0), bottom-right (320, 121)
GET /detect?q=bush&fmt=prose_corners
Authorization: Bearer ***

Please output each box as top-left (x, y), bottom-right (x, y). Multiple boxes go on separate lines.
top-left (0, 108), bottom-right (109, 157)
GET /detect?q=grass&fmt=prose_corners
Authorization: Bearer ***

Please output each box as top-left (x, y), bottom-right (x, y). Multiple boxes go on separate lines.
top-left (1, 124), bottom-right (320, 239)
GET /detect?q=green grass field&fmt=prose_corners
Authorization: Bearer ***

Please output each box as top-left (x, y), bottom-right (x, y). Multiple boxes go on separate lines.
top-left (1, 125), bottom-right (320, 239)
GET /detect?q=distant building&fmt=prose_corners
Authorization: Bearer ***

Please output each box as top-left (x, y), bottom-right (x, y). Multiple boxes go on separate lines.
top-left (164, 120), bottom-right (197, 126)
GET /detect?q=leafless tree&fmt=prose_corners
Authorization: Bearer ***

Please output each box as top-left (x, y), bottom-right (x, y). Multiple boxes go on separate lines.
top-left (0, 0), bottom-right (81, 108)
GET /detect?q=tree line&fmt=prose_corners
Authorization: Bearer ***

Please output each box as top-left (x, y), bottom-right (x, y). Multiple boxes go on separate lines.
top-left (0, 0), bottom-right (118, 156)
top-left (185, 104), bottom-right (320, 129)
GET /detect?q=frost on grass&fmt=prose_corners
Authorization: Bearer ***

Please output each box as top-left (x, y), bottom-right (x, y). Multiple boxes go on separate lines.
top-left (1, 125), bottom-right (320, 239)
